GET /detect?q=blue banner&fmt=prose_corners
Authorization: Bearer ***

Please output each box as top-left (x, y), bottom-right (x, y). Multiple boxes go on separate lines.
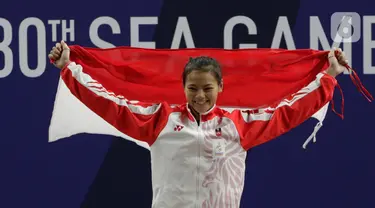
top-left (1, 0), bottom-right (374, 207)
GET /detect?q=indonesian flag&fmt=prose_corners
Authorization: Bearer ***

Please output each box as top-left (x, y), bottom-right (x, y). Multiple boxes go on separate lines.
top-left (48, 46), bottom-right (372, 149)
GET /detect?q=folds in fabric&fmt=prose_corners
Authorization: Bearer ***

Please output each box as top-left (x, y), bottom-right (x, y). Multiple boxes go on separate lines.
top-left (48, 46), bottom-right (371, 149)
top-left (66, 46), bottom-right (331, 108)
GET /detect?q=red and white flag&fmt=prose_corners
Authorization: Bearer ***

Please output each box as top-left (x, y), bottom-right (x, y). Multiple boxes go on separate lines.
top-left (48, 46), bottom-right (372, 149)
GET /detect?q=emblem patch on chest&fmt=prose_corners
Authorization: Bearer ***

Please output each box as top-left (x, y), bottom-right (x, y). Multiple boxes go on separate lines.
top-left (215, 127), bottom-right (222, 136)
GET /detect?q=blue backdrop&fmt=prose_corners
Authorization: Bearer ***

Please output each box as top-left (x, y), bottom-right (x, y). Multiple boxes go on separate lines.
top-left (1, 0), bottom-right (374, 207)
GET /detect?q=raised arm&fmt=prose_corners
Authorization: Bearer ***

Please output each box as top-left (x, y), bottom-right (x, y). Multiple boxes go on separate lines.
top-left (49, 41), bottom-right (171, 146)
top-left (229, 48), bottom-right (347, 150)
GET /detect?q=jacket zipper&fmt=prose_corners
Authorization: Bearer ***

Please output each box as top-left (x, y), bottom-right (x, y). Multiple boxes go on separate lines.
top-left (196, 115), bottom-right (202, 208)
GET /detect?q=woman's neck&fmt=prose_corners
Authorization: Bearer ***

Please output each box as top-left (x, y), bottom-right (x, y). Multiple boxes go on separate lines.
top-left (188, 105), bottom-right (201, 125)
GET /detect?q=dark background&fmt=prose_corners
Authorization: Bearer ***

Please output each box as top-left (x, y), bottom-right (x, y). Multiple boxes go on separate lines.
top-left (0, 0), bottom-right (374, 207)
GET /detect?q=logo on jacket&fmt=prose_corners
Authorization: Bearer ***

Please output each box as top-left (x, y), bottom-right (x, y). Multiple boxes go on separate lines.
top-left (212, 139), bottom-right (226, 158)
top-left (215, 128), bottom-right (222, 136)
top-left (174, 125), bottom-right (184, 132)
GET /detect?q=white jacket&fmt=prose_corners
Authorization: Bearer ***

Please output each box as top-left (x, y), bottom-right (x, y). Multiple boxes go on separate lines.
top-left (58, 62), bottom-right (336, 208)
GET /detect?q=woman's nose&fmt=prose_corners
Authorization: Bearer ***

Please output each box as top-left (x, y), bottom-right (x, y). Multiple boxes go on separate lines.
top-left (195, 90), bottom-right (205, 98)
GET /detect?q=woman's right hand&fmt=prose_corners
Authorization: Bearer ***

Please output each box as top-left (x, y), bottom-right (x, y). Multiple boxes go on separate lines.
top-left (48, 40), bottom-right (71, 69)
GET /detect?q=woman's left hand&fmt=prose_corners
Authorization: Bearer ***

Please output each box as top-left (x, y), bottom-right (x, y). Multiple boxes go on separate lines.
top-left (326, 48), bottom-right (348, 77)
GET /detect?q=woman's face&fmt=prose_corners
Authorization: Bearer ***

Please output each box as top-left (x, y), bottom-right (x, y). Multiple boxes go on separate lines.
top-left (184, 70), bottom-right (223, 114)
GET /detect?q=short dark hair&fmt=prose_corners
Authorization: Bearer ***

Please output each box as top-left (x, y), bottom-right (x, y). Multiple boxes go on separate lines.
top-left (182, 56), bottom-right (222, 86)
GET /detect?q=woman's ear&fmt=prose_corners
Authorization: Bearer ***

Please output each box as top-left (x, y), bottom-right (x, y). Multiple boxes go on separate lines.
top-left (219, 79), bottom-right (223, 92)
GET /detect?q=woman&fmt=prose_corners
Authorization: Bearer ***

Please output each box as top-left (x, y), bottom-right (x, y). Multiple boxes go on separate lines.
top-left (49, 41), bottom-right (347, 208)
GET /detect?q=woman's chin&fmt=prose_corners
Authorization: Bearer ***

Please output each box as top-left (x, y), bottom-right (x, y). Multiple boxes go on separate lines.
top-left (192, 103), bottom-right (212, 114)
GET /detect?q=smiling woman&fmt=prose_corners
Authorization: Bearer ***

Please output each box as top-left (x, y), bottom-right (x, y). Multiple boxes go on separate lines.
top-left (47, 38), bottom-right (354, 207)
top-left (183, 57), bottom-right (223, 122)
